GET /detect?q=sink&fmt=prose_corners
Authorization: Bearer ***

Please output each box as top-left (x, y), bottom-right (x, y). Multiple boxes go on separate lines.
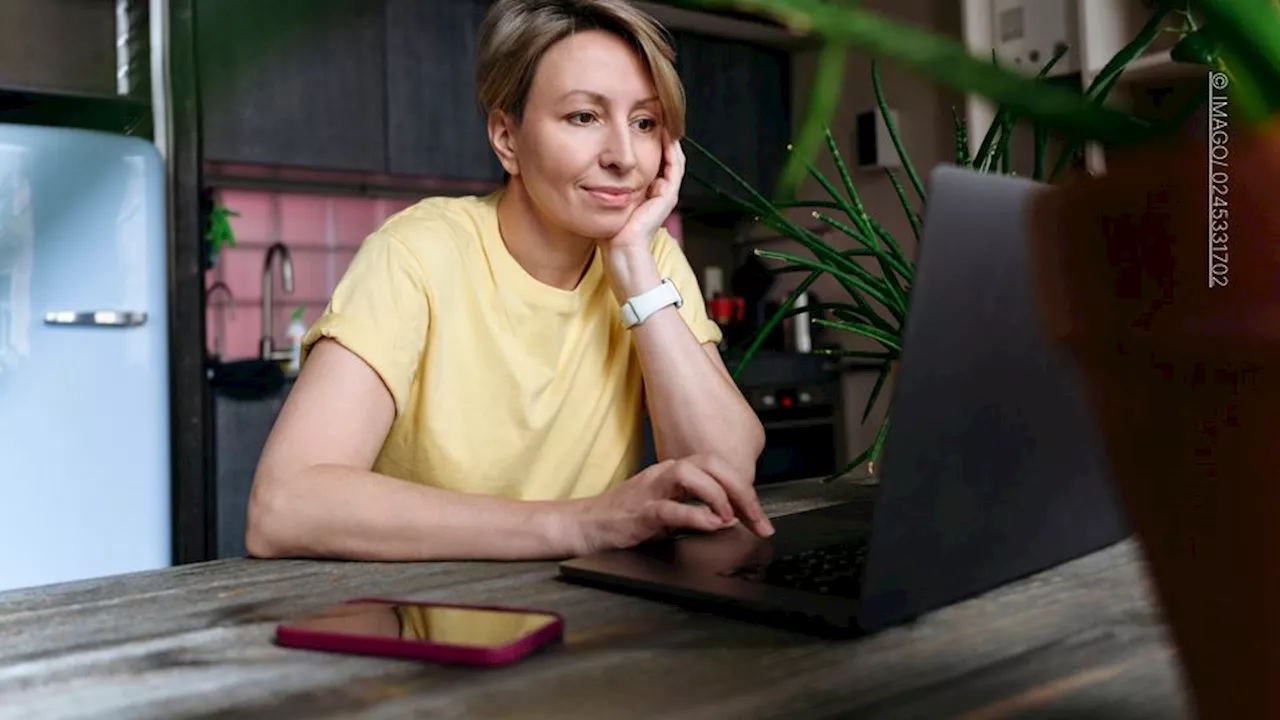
top-left (208, 358), bottom-right (288, 401)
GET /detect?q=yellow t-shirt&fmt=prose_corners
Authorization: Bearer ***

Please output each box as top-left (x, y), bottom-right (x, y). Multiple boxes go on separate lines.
top-left (301, 193), bottom-right (721, 501)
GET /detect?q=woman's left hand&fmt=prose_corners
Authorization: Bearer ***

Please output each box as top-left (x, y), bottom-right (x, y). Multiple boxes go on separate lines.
top-left (603, 133), bottom-right (685, 251)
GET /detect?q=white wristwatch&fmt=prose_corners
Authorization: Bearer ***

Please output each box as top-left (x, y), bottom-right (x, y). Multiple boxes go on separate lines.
top-left (620, 278), bottom-right (683, 329)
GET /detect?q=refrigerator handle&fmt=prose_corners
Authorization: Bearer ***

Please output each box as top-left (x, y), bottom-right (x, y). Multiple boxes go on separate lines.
top-left (43, 311), bottom-right (148, 328)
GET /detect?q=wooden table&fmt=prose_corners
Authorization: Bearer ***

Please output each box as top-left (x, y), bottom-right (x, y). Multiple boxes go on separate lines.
top-left (0, 478), bottom-right (1190, 719)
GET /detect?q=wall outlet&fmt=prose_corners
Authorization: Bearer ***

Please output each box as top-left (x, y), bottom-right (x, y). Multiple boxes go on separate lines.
top-left (854, 107), bottom-right (902, 170)
top-left (991, 0), bottom-right (1079, 76)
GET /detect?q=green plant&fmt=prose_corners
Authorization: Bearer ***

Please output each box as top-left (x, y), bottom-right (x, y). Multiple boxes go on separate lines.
top-left (206, 203), bottom-right (239, 262)
top-left (682, 1), bottom-right (1224, 479)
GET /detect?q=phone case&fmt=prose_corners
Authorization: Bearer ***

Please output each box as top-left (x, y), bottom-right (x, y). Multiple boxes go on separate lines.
top-left (274, 597), bottom-right (565, 667)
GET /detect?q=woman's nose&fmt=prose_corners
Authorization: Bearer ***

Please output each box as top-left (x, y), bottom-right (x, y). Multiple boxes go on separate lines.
top-left (600, 123), bottom-right (638, 172)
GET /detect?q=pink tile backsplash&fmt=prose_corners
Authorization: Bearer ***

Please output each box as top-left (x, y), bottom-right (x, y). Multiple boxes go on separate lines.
top-left (279, 193), bottom-right (330, 247)
top-left (216, 246), bottom-right (265, 301)
top-left (221, 189), bottom-right (273, 243)
top-left (285, 249), bottom-right (333, 303)
top-left (207, 189), bottom-right (416, 360)
top-left (206, 304), bottom-right (256, 361)
top-left (333, 196), bottom-right (380, 246)
top-left (381, 197), bottom-right (418, 217)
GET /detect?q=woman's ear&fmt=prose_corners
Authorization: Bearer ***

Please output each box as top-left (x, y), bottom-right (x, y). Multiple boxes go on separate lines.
top-left (487, 111), bottom-right (519, 177)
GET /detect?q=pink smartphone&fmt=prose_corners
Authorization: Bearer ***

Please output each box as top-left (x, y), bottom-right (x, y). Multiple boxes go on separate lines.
top-left (274, 598), bottom-right (564, 667)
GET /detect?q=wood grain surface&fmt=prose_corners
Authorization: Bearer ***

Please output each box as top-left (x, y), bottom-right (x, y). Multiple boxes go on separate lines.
top-left (0, 478), bottom-right (1189, 719)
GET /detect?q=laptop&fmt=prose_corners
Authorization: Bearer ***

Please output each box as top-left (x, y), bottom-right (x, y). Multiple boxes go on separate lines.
top-left (558, 165), bottom-right (1131, 637)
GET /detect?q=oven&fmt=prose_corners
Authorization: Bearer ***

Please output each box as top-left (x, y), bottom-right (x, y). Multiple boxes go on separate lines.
top-left (744, 380), bottom-right (843, 484)
top-left (636, 351), bottom-right (845, 484)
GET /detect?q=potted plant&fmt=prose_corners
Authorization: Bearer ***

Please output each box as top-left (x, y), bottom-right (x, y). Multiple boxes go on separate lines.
top-left (684, 4), bottom-right (1185, 478)
top-left (679, 0), bottom-right (1280, 715)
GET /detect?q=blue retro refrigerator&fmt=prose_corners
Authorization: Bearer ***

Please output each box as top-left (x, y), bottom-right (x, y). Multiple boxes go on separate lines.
top-left (0, 122), bottom-right (172, 592)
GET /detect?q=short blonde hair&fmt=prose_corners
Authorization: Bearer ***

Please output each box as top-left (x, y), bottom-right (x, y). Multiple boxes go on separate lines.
top-left (477, 0), bottom-right (686, 138)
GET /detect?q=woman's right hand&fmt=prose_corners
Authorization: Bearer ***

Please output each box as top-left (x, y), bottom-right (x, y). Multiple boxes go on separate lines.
top-left (559, 455), bottom-right (759, 557)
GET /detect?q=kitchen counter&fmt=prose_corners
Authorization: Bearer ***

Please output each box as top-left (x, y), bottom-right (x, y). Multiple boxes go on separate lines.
top-left (0, 478), bottom-right (1189, 719)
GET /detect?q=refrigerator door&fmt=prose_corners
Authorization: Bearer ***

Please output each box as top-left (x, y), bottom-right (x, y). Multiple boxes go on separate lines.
top-left (0, 123), bottom-right (171, 592)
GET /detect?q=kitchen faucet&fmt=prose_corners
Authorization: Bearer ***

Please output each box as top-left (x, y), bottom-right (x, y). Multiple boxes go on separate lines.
top-left (260, 242), bottom-right (294, 361)
top-left (205, 281), bottom-right (236, 360)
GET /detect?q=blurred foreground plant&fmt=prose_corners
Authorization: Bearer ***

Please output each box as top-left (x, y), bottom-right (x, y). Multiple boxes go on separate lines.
top-left (681, 0), bottom-right (1234, 477)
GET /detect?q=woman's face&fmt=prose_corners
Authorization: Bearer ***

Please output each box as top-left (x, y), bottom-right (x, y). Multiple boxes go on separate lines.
top-left (499, 29), bottom-right (666, 241)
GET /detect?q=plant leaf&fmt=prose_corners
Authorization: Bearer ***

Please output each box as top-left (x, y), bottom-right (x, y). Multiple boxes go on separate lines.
top-left (685, 138), bottom-right (876, 283)
top-left (684, 137), bottom-right (776, 214)
top-left (813, 348), bottom-right (897, 361)
top-left (755, 248), bottom-right (905, 322)
top-left (770, 249), bottom-right (888, 274)
top-left (688, 126), bottom-right (910, 338)
top-left (951, 106), bottom-right (971, 167)
top-left (884, 167), bottom-right (922, 242)
top-left (1050, 3), bottom-right (1182, 181)
top-left (811, 317), bottom-right (903, 351)
top-left (1193, 0), bottom-right (1280, 119)
top-left (754, 209), bottom-right (873, 284)
top-left (772, 200), bottom-right (846, 212)
top-left (777, 41), bottom-right (848, 199)
top-left (871, 59), bottom-right (926, 202)
top-left (1170, 26), bottom-right (1220, 66)
top-left (978, 42), bottom-right (1070, 172)
top-left (866, 217), bottom-right (910, 270)
top-left (1032, 121), bottom-right (1047, 181)
top-left (683, 170), bottom-right (769, 217)
top-left (686, 140), bottom-right (883, 307)
top-left (972, 53), bottom-right (1010, 172)
top-left (779, 301), bottom-right (860, 318)
top-left (795, 165), bottom-right (904, 318)
top-left (752, 229), bottom-right (891, 329)
top-left (1086, 4), bottom-right (1172, 101)
top-left (731, 270), bottom-right (821, 379)
top-left (812, 210), bottom-right (911, 311)
top-left (862, 358), bottom-right (893, 423)
top-left (826, 414), bottom-right (892, 482)
top-left (999, 119), bottom-right (1013, 174)
top-left (820, 129), bottom-right (875, 241)
top-left (811, 211), bottom-right (913, 281)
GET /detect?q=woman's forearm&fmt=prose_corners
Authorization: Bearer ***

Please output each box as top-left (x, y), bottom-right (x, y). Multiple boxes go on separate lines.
top-left (245, 464), bottom-right (572, 561)
top-left (604, 246), bottom-right (765, 474)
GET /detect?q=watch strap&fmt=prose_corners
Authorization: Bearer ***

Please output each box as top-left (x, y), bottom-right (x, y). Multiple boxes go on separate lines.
top-left (620, 278), bottom-right (683, 328)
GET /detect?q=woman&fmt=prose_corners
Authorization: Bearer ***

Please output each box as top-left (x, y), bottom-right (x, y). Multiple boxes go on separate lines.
top-left (245, 0), bottom-right (772, 562)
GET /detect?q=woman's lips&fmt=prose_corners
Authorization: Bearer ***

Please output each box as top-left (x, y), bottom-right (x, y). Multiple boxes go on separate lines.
top-left (584, 187), bottom-right (634, 208)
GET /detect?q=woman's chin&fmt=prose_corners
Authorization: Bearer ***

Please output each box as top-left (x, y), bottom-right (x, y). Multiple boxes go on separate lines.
top-left (568, 214), bottom-right (631, 242)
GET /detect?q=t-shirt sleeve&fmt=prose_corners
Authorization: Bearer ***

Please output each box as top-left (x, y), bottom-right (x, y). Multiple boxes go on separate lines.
top-left (301, 229), bottom-right (429, 416)
top-left (650, 228), bottom-right (722, 346)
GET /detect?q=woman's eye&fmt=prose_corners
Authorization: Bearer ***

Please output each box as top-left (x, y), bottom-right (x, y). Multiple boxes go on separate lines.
top-left (634, 117), bottom-right (657, 131)
top-left (569, 112), bottom-right (596, 125)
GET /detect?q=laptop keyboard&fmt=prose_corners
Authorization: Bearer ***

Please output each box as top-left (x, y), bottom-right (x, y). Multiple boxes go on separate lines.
top-left (726, 538), bottom-right (869, 598)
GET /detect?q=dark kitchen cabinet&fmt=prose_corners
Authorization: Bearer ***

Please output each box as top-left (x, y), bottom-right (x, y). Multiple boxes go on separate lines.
top-left (192, 1), bottom-right (789, 189)
top-left (196, 0), bottom-right (387, 172)
top-left (384, 0), bottom-right (502, 183)
top-left (673, 31), bottom-right (791, 205)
